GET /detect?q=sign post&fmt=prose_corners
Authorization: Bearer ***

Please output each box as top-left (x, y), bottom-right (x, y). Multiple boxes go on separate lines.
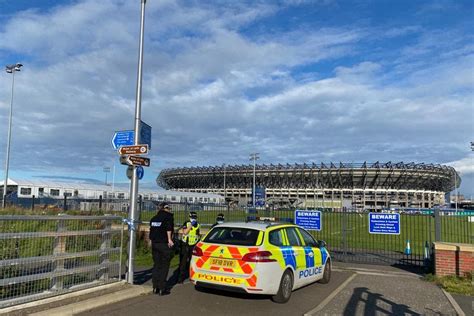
top-left (112, 124), bottom-right (151, 150)
top-left (368, 213), bottom-right (400, 235)
top-left (127, 0), bottom-right (147, 285)
top-left (295, 210), bottom-right (322, 231)
top-left (140, 121), bottom-right (152, 149)
top-left (254, 186), bottom-right (266, 207)
top-left (112, 130), bottom-right (134, 149)
top-left (136, 166), bottom-right (144, 180)
top-left (118, 144), bottom-right (148, 155)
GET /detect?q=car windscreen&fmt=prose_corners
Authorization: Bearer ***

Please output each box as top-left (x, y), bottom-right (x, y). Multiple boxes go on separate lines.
top-left (203, 227), bottom-right (261, 246)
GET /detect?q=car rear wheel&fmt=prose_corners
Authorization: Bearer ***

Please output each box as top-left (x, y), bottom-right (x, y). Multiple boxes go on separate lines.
top-left (319, 259), bottom-right (331, 284)
top-left (271, 270), bottom-right (293, 304)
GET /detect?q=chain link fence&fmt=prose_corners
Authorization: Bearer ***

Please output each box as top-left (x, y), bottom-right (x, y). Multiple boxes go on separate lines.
top-left (0, 215), bottom-right (124, 308)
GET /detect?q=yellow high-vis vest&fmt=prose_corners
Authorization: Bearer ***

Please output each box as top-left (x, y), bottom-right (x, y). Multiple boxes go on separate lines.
top-left (182, 223), bottom-right (200, 245)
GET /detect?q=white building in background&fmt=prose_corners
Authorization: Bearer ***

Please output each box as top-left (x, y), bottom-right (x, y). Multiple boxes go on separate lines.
top-left (0, 178), bottom-right (224, 204)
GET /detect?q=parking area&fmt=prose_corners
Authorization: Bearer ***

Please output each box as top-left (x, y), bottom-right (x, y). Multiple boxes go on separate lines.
top-left (77, 271), bottom-right (354, 316)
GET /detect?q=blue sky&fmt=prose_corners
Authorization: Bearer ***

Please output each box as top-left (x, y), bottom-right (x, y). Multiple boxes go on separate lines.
top-left (0, 0), bottom-right (473, 196)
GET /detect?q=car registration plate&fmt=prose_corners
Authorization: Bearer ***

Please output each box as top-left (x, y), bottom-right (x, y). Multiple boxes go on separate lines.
top-left (210, 258), bottom-right (236, 268)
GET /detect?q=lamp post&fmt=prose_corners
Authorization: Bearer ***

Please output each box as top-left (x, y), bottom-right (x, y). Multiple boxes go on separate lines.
top-left (454, 171), bottom-right (458, 212)
top-left (2, 63), bottom-right (22, 209)
top-left (127, 0), bottom-right (146, 285)
top-left (223, 164), bottom-right (226, 200)
top-left (249, 153), bottom-right (260, 207)
top-left (103, 167), bottom-right (111, 185)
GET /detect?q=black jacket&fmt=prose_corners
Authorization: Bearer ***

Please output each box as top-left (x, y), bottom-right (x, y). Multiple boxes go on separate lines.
top-left (149, 210), bottom-right (174, 243)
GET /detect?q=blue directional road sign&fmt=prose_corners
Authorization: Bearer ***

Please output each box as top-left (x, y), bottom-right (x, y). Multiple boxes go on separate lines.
top-left (112, 130), bottom-right (134, 149)
top-left (295, 210), bottom-right (322, 231)
top-left (136, 166), bottom-right (144, 180)
top-left (140, 121), bottom-right (152, 149)
top-left (369, 213), bottom-right (400, 235)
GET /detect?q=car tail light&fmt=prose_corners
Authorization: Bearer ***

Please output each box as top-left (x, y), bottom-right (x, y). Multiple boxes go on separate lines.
top-left (192, 246), bottom-right (203, 257)
top-left (242, 251), bottom-right (276, 262)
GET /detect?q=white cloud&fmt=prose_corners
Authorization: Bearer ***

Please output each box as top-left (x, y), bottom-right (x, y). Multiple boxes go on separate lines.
top-left (0, 0), bottom-right (472, 196)
top-left (446, 155), bottom-right (474, 175)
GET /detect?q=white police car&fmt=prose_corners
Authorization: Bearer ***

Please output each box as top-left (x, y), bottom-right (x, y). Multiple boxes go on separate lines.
top-left (189, 221), bottom-right (331, 303)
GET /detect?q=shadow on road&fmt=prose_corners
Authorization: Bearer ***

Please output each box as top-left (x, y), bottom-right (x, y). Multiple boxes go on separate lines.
top-left (343, 287), bottom-right (421, 316)
top-left (194, 285), bottom-right (270, 301)
top-left (133, 267), bottom-right (181, 291)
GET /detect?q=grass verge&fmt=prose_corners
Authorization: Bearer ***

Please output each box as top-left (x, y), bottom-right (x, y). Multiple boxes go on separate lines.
top-left (423, 273), bottom-right (473, 296)
top-left (134, 238), bottom-right (179, 269)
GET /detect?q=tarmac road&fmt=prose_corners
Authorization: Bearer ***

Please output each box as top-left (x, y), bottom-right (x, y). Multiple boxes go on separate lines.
top-left (77, 271), bottom-right (354, 316)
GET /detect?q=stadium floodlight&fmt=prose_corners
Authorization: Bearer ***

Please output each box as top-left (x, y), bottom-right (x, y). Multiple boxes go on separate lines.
top-left (2, 63), bottom-right (23, 208)
top-left (223, 163), bottom-right (226, 200)
top-left (249, 153), bottom-right (260, 207)
top-left (103, 167), bottom-right (111, 185)
top-left (5, 63), bottom-right (22, 73)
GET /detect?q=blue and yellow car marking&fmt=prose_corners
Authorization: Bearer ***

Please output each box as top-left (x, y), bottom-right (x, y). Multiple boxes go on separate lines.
top-left (304, 246), bottom-right (315, 268)
top-left (281, 246), bottom-right (297, 269)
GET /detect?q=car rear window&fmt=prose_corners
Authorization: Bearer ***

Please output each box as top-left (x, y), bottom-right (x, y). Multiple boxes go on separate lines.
top-left (203, 227), bottom-right (261, 246)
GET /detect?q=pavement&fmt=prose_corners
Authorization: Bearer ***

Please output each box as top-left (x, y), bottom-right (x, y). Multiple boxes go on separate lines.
top-left (314, 274), bottom-right (456, 315)
top-left (76, 270), bottom-right (354, 316)
top-left (5, 263), bottom-right (470, 316)
top-left (451, 294), bottom-right (473, 316)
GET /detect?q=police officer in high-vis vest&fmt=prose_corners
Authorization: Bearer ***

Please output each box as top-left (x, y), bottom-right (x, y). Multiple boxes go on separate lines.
top-left (178, 211), bottom-right (200, 283)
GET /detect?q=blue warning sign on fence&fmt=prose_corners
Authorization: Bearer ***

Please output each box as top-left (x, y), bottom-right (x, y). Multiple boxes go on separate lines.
top-left (295, 210), bottom-right (322, 231)
top-left (369, 213), bottom-right (400, 235)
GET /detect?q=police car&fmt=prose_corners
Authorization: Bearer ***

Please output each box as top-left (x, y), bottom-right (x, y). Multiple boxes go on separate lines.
top-left (189, 221), bottom-right (331, 303)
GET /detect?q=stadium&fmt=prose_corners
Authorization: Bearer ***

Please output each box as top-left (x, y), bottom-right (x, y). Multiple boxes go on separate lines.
top-left (157, 162), bottom-right (459, 210)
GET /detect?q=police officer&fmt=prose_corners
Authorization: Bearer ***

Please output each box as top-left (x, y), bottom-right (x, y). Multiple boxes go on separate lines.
top-left (211, 213), bottom-right (225, 228)
top-left (178, 211), bottom-right (200, 283)
top-left (149, 202), bottom-right (174, 295)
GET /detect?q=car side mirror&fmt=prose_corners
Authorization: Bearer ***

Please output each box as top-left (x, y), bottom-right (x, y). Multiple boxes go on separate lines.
top-left (318, 240), bottom-right (327, 248)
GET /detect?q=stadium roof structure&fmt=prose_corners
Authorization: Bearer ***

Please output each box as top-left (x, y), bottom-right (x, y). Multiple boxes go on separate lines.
top-left (157, 162), bottom-right (459, 193)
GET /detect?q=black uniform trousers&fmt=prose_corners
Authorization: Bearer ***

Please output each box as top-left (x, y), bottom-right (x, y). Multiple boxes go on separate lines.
top-left (152, 242), bottom-right (173, 290)
top-left (178, 243), bottom-right (195, 282)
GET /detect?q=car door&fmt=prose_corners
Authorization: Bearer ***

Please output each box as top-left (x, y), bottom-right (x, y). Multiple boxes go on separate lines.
top-left (297, 228), bottom-right (324, 283)
top-left (283, 227), bottom-right (306, 288)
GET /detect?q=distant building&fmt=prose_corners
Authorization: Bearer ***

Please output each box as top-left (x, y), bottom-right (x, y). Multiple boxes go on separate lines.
top-left (0, 178), bottom-right (224, 205)
top-left (158, 162), bottom-right (459, 210)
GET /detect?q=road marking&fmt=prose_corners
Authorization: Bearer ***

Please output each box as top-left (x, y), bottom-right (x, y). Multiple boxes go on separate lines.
top-left (333, 267), bottom-right (419, 278)
top-left (441, 289), bottom-right (466, 316)
top-left (333, 268), bottom-right (419, 278)
top-left (303, 273), bottom-right (357, 316)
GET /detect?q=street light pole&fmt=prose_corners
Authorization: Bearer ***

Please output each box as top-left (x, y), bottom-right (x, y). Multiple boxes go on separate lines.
top-left (454, 171), bottom-right (458, 212)
top-left (223, 164), bottom-right (226, 200)
top-left (127, 0), bottom-right (146, 284)
top-left (2, 63), bottom-right (22, 209)
top-left (103, 167), bottom-right (111, 185)
top-left (249, 153), bottom-right (260, 208)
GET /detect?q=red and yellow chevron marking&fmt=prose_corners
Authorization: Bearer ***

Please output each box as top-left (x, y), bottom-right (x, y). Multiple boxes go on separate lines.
top-left (195, 243), bottom-right (259, 276)
top-left (196, 244), bottom-right (219, 268)
top-left (246, 274), bottom-right (257, 287)
top-left (193, 243), bottom-right (261, 288)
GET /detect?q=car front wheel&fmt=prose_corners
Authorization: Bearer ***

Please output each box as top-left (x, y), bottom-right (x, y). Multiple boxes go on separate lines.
top-left (319, 259), bottom-right (331, 284)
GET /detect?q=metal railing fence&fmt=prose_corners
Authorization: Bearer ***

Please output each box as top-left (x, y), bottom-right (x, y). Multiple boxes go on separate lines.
top-left (4, 196), bottom-right (158, 213)
top-left (0, 215), bottom-right (124, 308)
top-left (3, 199), bottom-right (472, 271)
top-left (140, 204), bottom-right (473, 269)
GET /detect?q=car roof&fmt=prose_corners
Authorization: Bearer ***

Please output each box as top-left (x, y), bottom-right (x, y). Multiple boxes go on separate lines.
top-left (214, 221), bottom-right (297, 231)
